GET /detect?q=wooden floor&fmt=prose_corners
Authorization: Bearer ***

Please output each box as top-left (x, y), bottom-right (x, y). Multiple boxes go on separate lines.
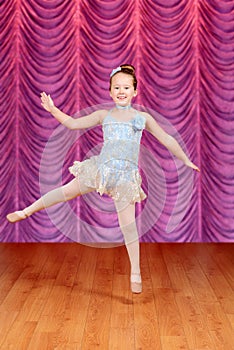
top-left (0, 243), bottom-right (233, 350)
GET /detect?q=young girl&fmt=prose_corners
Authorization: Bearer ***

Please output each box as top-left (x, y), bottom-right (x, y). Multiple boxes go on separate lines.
top-left (6, 64), bottom-right (199, 293)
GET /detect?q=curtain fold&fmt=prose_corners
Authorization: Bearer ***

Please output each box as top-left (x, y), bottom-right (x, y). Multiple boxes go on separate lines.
top-left (1, 0), bottom-right (233, 242)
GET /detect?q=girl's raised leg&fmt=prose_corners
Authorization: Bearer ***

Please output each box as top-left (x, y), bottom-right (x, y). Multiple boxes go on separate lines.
top-left (114, 200), bottom-right (142, 293)
top-left (6, 179), bottom-right (94, 223)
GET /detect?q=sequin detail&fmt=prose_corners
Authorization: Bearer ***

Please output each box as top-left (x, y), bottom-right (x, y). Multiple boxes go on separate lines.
top-left (69, 111), bottom-right (147, 203)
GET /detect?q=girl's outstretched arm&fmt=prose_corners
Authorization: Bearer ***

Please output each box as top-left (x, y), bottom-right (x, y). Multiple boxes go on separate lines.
top-left (144, 112), bottom-right (200, 172)
top-left (40, 92), bottom-right (106, 129)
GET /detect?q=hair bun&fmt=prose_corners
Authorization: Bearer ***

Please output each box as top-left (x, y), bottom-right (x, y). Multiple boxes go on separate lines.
top-left (120, 64), bottom-right (135, 73)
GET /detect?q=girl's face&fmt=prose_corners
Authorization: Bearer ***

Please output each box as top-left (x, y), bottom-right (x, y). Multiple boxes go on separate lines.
top-left (110, 72), bottom-right (137, 107)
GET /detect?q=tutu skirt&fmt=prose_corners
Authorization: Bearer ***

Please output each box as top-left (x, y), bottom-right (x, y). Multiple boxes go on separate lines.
top-left (69, 156), bottom-right (147, 204)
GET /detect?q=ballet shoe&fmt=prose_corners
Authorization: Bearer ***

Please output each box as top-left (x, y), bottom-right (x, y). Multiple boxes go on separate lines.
top-left (130, 273), bottom-right (142, 294)
top-left (131, 281), bottom-right (142, 294)
top-left (6, 210), bottom-right (28, 223)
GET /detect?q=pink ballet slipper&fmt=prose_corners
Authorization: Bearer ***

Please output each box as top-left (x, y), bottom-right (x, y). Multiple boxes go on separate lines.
top-left (131, 273), bottom-right (142, 294)
top-left (6, 210), bottom-right (28, 223)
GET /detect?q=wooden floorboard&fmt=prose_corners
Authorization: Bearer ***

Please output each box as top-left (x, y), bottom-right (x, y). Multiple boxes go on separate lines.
top-left (0, 243), bottom-right (233, 350)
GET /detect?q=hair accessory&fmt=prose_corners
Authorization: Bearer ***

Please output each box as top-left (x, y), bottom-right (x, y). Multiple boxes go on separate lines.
top-left (110, 66), bottom-right (121, 77)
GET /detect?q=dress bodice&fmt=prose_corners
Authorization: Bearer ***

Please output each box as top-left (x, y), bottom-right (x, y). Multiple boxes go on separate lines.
top-left (99, 112), bottom-right (146, 171)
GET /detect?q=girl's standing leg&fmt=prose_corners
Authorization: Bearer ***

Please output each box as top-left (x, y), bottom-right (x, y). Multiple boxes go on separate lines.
top-left (114, 200), bottom-right (142, 293)
top-left (7, 179), bottom-right (94, 223)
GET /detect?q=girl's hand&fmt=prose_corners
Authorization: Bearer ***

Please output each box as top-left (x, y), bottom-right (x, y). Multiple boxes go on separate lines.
top-left (40, 92), bottom-right (54, 112)
top-left (185, 159), bottom-right (200, 172)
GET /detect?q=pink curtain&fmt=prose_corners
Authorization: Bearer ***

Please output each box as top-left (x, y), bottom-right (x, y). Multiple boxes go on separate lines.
top-left (1, 0), bottom-right (233, 242)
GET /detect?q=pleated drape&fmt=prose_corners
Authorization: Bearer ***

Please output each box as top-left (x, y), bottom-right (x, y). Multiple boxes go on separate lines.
top-left (1, 0), bottom-right (233, 242)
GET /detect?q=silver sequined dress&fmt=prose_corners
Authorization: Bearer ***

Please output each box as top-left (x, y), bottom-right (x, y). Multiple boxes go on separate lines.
top-left (69, 110), bottom-right (147, 203)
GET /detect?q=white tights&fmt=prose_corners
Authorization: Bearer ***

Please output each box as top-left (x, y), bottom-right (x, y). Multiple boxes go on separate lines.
top-left (23, 179), bottom-right (141, 280)
top-left (24, 179), bottom-right (92, 215)
top-left (114, 201), bottom-right (141, 279)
